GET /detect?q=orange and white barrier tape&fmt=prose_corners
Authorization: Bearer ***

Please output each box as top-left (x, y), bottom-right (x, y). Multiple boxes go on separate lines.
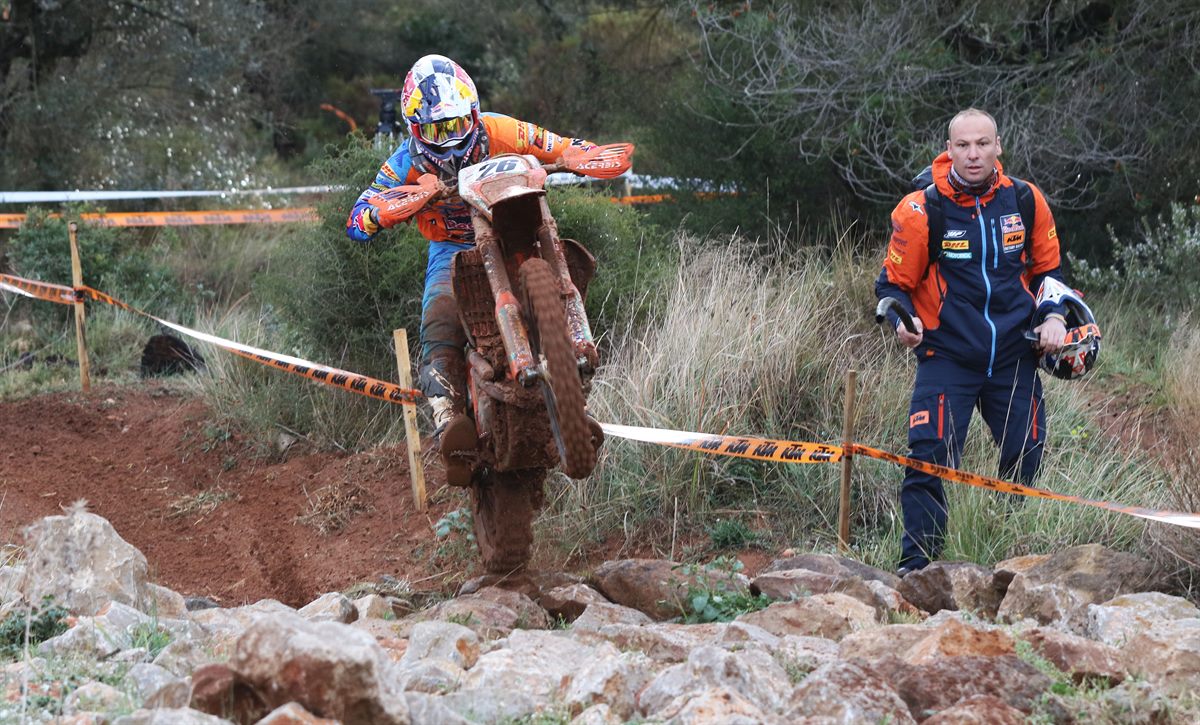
top-left (0, 273), bottom-right (421, 406)
top-left (600, 421), bottom-right (1200, 529)
top-left (5, 270), bottom-right (1200, 530)
top-left (599, 423), bottom-right (841, 464)
top-left (845, 443), bottom-right (1200, 530)
top-left (0, 208), bottom-right (318, 229)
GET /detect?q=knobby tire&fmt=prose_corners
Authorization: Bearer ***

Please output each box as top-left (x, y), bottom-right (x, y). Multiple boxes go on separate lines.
top-left (519, 258), bottom-right (596, 479)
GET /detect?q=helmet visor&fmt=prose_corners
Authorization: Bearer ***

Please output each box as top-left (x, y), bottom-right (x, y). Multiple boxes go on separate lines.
top-left (415, 114), bottom-right (475, 147)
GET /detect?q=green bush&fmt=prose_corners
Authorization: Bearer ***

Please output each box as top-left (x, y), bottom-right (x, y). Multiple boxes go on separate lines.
top-left (6, 207), bottom-right (177, 315)
top-left (1071, 204), bottom-right (1200, 311)
top-left (0, 596), bottom-right (69, 661)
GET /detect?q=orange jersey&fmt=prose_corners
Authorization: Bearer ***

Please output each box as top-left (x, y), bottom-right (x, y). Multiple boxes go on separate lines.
top-left (347, 113), bottom-right (593, 243)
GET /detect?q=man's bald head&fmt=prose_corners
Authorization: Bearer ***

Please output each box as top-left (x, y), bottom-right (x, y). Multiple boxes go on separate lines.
top-left (948, 108), bottom-right (998, 140)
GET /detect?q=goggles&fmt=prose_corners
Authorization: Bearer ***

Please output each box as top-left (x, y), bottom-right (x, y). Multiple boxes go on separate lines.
top-left (414, 114), bottom-right (475, 147)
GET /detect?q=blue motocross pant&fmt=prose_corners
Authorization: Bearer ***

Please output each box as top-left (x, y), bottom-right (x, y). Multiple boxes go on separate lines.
top-left (899, 352), bottom-right (1045, 570)
top-left (417, 241), bottom-right (473, 401)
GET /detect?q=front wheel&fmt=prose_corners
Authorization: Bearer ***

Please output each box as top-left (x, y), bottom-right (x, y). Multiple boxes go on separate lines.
top-left (519, 258), bottom-right (597, 479)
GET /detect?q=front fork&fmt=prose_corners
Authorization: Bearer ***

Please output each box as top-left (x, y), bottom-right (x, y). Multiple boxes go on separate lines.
top-left (535, 197), bottom-right (599, 373)
top-left (471, 214), bottom-right (539, 386)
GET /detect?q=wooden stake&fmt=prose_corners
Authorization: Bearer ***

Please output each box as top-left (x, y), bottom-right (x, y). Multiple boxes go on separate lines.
top-left (837, 369), bottom-right (858, 553)
top-left (68, 222), bottom-right (91, 393)
top-left (393, 329), bottom-right (426, 510)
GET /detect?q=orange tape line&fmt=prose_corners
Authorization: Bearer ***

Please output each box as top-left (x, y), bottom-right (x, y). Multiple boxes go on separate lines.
top-left (599, 423), bottom-right (841, 463)
top-left (846, 443), bottom-right (1200, 529)
top-left (0, 272), bottom-right (421, 406)
top-left (0, 208), bottom-right (318, 229)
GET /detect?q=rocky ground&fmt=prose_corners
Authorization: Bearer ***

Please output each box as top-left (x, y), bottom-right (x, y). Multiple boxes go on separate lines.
top-left (2, 506), bottom-right (1199, 724)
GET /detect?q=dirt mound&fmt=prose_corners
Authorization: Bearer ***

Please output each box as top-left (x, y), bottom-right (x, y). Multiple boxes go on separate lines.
top-left (0, 384), bottom-right (464, 607)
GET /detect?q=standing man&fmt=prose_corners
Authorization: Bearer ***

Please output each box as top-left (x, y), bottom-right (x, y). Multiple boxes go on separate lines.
top-left (875, 108), bottom-right (1071, 574)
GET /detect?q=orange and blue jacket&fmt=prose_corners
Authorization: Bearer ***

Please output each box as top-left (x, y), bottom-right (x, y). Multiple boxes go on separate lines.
top-left (346, 113), bottom-right (593, 244)
top-left (875, 152), bottom-right (1065, 375)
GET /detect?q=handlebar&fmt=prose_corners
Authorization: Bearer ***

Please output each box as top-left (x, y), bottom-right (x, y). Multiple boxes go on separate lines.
top-left (875, 297), bottom-right (918, 335)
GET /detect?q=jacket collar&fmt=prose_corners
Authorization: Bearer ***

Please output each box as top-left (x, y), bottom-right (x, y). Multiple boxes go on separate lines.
top-left (932, 151), bottom-right (1007, 206)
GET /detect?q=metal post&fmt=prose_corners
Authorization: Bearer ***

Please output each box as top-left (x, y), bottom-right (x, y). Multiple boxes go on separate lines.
top-left (838, 369), bottom-right (858, 553)
top-left (394, 328), bottom-right (426, 510)
top-left (68, 222), bottom-right (91, 393)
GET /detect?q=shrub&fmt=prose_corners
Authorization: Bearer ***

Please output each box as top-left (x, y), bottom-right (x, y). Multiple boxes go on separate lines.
top-left (0, 596), bottom-right (70, 661)
top-left (1071, 204), bottom-right (1200, 310)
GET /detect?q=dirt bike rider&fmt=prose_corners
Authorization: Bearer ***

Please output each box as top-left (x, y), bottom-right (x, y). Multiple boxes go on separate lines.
top-left (346, 54), bottom-right (598, 484)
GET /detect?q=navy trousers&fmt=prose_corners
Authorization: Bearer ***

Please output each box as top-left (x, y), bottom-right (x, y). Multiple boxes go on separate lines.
top-left (899, 353), bottom-right (1045, 570)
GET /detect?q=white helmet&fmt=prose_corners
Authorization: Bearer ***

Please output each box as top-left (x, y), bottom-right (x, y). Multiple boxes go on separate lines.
top-left (1033, 277), bottom-right (1101, 380)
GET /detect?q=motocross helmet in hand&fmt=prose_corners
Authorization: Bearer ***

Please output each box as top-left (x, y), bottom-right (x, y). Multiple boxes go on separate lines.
top-left (401, 54), bottom-right (487, 178)
top-left (1033, 277), bottom-right (1101, 380)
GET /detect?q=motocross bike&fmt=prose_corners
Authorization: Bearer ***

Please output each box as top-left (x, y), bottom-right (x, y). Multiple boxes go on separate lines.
top-left (379, 143), bottom-right (634, 573)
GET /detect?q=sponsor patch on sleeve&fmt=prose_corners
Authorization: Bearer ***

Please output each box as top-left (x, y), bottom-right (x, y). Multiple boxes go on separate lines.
top-left (889, 248), bottom-right (903, 265)
top-left (1049, 227), bottom-right (1058, 240)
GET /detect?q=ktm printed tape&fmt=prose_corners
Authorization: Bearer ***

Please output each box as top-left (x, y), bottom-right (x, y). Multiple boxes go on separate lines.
top-left (599, 423), bottom-right (841, 464)
top-left (6, 270), bottom-right (1200, 530)
top-left (598, 423), bottom-right (1200, 530)
top-left (0, 273), bottom-right (421, 406)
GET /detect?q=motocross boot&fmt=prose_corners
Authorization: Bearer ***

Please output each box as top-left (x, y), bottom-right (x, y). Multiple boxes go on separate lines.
top-left (420, 348), bottom-right (475, 487)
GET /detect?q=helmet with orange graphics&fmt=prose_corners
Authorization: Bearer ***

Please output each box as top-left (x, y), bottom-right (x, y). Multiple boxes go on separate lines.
top-left (401, 54), bottom-right (486, 177)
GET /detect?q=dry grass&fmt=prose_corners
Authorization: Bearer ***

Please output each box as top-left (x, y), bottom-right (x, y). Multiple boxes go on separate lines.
top-left (295, 480), bottom-right (372, 535)
top-left (167, 488), bottom-right (233, 521)
top-left (539, 229), bottom-right (1174, 574)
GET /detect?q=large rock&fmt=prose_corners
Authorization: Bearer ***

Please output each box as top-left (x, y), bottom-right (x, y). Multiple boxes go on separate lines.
top-left (830, 577), bottom-right (922, 622)
top-left (396, 588), bottom-right (543, 639)
top-left (839, 624), bottom-right (929, 662)
top-left (299, 592), bottom-right (358, 623)
top-left (229, 611), bottom-right (409, 724)
top-left (113, 708), bottom-right (234, 725)
top-left (1019, 627), bottom-right (1126, 686)
top-left (564, 649), bottom-right (655, 719)
top-left (784, 660), bottom-right (915, 724)
top-left (650, 686), bottom-right (775, 724)
top-left (575, 621), bottom-right (727, 663)
top-left (735, 594), bottom-right (876, 641)
top-left (570, 602), bottom-right (654, 631)
top-left (63, 680), bottom-right (132, 715)
top-left (588, 559), bottom-right (748, 621)
top-left (638, 644), bottom-right (792, 717)
top-left (750, 569), bottom-right (839, 600)
top-left (1120, 617), bottom-right (1200, 695)
top-left (763, 553), bottom-right (900, 589)
top-left (875, 654), bottom-right (1053, 719)
top-left (897, 561), bottom-right (1003, 618)
top-left (1087, 591), bottom-right (1200, 647)
top-left (462, 629), bottom-right (618, 703)
top-left (256, 702), bottom-right (341, 724)
top-left (540, 583), bottom-right (611, 623)
top-left (996, 544), bottom-right (1158, 632)
top-left (903, 618), bottom-right (1015, 663)
top-left (401, 620), bottom-right (480, 670)
top-left (920, 694), bottom-right (1026, 724)
top-left (19, 510), bottom-right (152, 616)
